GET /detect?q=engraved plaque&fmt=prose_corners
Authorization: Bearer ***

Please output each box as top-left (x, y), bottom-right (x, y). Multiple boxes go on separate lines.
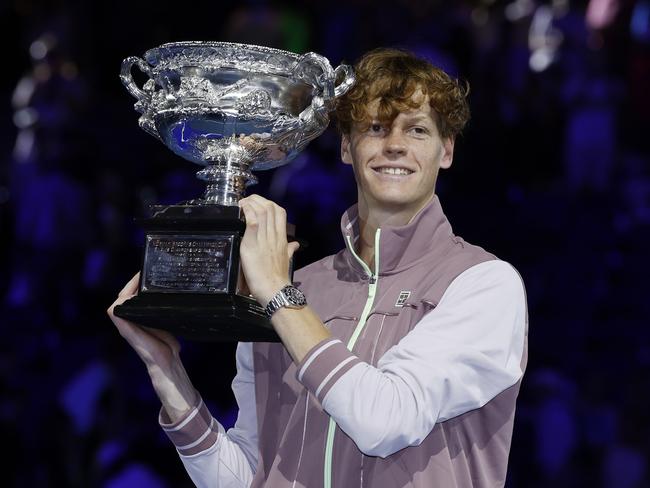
top-left (142, 234), bottom-right (234, 293)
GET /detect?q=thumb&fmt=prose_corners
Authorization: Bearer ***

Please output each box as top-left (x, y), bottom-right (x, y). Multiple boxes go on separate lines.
top-left (118, 272), bottom-right (140, 298)
top-left (287, 241), bottom-right (300, 259)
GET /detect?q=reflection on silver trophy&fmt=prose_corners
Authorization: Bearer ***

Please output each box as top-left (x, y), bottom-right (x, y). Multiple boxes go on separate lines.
top-left (120, 41), bottom-right (354, 204)
top-left (113, 42), bottom-right (355, 341)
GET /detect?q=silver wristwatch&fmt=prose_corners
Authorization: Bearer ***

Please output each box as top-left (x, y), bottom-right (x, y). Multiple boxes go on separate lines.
top-left (264, 285), bottom-right (307, 318)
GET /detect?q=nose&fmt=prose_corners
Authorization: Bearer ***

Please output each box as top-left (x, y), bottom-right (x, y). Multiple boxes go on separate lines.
top-left (383, 128), bottom-right (407, 158)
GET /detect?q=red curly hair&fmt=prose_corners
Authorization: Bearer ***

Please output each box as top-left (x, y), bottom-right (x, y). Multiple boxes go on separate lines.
top-left (335, 48), bottom-right (470, 139)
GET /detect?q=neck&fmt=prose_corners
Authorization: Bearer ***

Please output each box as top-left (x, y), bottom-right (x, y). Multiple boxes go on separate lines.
top-left (355, 195), bottom-right (434, 268)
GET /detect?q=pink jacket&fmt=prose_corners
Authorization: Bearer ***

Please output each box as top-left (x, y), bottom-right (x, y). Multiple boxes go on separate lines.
top-left (160, 196), bottom-right (528, 488)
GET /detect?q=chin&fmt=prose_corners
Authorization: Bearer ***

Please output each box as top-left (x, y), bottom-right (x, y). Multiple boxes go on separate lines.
top-left (374, 196), bottom-right (419, 210)
top-left (370, 189), bottom-right (433, 212)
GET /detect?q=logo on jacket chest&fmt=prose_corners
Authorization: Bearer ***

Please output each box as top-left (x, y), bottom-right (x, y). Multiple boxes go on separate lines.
top-left (395, 290), bottom-right (411, 307)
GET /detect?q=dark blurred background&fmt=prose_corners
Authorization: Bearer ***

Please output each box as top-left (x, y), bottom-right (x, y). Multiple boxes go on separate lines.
top-left (1, 0), bottom-right (649, 486)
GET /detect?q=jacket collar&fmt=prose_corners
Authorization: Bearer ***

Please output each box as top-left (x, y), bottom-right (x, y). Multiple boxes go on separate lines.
top-left (340, 195), bottom-right (456, 276)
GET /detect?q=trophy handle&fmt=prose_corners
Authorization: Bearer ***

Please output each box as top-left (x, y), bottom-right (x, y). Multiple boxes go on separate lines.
top-left (295, 52), bottom-right (335, 99)
top-left (296, 53), bottom-right (355, 126)
top-left (120, 56), bottom-right (154, 103)
top-left (332, 64), bottom-right (355, 98)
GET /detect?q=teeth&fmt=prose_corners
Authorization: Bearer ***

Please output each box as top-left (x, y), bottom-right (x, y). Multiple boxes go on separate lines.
top-left (377, 167), bottom-right (412, 175)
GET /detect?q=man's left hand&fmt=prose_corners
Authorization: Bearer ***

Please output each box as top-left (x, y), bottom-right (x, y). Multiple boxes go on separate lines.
top-left (239, 195), bottom-right (300, 307)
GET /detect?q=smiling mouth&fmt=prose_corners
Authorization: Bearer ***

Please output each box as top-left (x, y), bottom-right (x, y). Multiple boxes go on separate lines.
top-left (373, 167), bottom-right (414, 176)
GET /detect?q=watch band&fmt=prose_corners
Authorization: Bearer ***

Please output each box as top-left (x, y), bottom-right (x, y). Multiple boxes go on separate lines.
top-left (265, 285), bottom-right (307, 318)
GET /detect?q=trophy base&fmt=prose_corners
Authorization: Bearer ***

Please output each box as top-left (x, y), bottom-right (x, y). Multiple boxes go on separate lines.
top-left (113, 293), bottom-right (279, 342)
top-left (112, 203), bottom-right (286, 342)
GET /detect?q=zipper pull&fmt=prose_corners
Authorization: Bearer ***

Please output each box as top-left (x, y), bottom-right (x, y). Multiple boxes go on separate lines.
top-left (368, 275), bottom-right (377, 284)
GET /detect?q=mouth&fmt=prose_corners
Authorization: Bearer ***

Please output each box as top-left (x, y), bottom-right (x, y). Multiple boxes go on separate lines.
top-left (372, 167), bottom-right (414, 176)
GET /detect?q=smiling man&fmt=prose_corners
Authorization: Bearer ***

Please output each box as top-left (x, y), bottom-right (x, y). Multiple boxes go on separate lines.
top-left (109, 48), bottom-right (528, 488)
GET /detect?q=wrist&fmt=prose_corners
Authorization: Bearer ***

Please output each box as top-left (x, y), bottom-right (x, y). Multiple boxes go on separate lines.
top-left (264, 284), bottom-right (308, 319)
top-left (148, 361), bottom-right (198, 422)
top-left (255, 278), bottom-right (291, 307)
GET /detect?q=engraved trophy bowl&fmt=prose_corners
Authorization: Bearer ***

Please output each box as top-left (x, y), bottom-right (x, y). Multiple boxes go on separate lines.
top-left (113, 42), bottom-right (354, 341)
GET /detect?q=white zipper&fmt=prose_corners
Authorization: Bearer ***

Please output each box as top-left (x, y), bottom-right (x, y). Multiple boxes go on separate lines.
top-left (292, 393), bottom-right (310, 488)
top-left (323, 229), bottom-right (381, 488)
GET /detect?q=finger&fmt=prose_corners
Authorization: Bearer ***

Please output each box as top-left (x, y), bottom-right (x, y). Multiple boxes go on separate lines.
top-left (243, 196), bottom-right (274, 244)
top-left (244, 194), bottom-right (270, 205)
top-left (107, 299), bottom-right (146, 348)
top-left (247, 195), bottom-right (286, 246)
top-left (240, 194), bottom-right (269, 212)
top-left (107, 293), bottom-right (138, 328)
top-left (250, 195), bottom-right (275, 240)
top-left (287, 241), bottom-right (300, 260)
top-left (248, 195), bottom-right (281, 245)
top-left (240, 196), bottom-right (268, 227)
top-left (119, 272), bottom-right (140, 298)
top-left (264, 200), bottom-right (278, 244)
top-left (108, 274), bottom-right (140, 320)
top-left (239, 200), bottom-right (260, 236)
top-left (107, 307), bottom-right (163, 366)
top-left (108, 273), bottom-right (144, 341)
top-left (273, 204), bottom-right (289, 247)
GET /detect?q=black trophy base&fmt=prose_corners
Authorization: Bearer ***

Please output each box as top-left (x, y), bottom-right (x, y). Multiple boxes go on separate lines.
top-left (114, 293), bottom-right (279, 342)
top-left (112, 203), bottom-right (283, 342)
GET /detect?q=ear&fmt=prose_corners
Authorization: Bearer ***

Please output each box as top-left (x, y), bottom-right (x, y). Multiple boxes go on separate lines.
top-left (341, 133), bottom-right (353, 165)
top-left (439, 137), bottom-right (455, 169)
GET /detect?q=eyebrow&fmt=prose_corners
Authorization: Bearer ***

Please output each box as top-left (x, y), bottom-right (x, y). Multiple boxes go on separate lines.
top-left (403, 114), bottom-right (433, 123)
top-left (363, 113), bottom-right (434, 128)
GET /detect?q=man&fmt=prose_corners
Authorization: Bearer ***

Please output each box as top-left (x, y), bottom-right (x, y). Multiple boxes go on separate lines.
top-left (108, 48), bottom-right (528, 488)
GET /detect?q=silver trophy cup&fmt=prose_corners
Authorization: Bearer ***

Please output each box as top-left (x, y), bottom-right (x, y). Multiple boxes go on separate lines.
top-left (113, 42), bottom-right (354, 341)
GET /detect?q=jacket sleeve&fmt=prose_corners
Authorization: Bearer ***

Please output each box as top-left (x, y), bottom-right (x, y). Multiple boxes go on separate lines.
top-left (159, 342), bottom-right (258, 487)
top-left (295, 260), bottom-right (527, 458)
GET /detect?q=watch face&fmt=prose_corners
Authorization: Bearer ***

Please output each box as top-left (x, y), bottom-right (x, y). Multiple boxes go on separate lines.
top-left (283, 285), bottom-right (307, 307)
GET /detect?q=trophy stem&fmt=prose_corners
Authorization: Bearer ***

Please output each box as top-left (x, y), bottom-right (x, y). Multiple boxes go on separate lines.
top-left (202, 175), bottom-right (248, 206)
top-left (190, 136), bottom-right (260, 206)
top-left (196, 162), bottom-right (259, 206)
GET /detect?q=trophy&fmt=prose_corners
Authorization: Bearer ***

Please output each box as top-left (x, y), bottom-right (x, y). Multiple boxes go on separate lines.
top-left (113, 42), bottom-right (354, 341)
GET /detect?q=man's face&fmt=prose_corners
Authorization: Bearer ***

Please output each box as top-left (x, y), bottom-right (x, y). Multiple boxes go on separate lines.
top-left (341, 92), bottom-right (454, 219)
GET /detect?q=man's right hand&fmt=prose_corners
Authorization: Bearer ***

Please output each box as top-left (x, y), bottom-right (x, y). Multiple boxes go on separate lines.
top-left (107, 273), bottom-right (198, 422)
